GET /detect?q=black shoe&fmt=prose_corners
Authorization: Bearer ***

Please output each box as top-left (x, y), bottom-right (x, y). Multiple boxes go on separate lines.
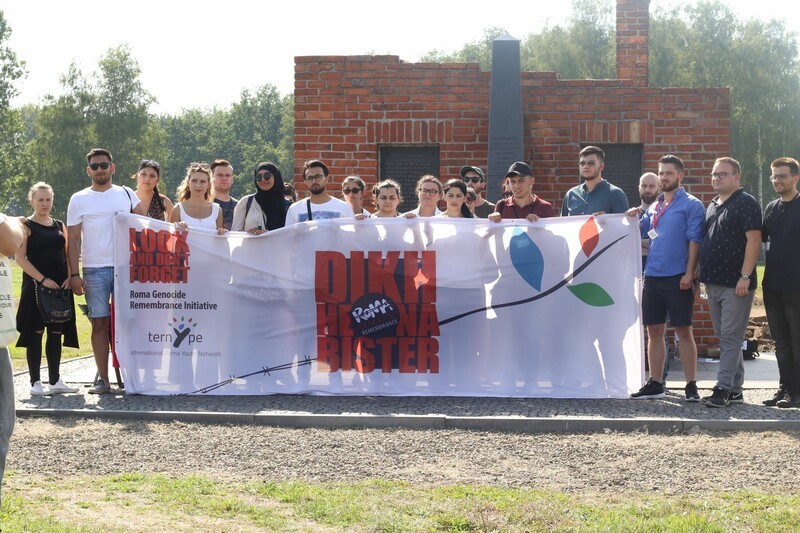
top-left (631, 378), bottom-right (665, 399)
top-left (777, 391), bottom-right (800, 408)
top-left (763, 388), bottom-right (789, 407)
top-left (704, 386), bottom-right (730, 408)
top-left (729, 391), bottom-right (744, 404)
top-left (684, 381), bottom-right (700, 402)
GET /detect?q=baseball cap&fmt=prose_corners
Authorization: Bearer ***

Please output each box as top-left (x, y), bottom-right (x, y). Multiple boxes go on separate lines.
top-left (506, 161), bottom-right (533, 178)
top-left (459, 165), bottom-right (485, 180)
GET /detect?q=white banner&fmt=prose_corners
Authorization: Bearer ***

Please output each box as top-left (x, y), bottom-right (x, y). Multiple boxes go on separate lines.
top-left (113, 213), bottom-right (644, 397)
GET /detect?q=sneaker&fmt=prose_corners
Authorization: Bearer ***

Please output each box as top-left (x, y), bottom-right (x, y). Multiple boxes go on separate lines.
top-left (30, 380), bottom-right (50, 397)
top-left (763, 388), bottom-right (789, 407)
top-left (777, 391), bottom-right (800, 409)
top-left (89, 378), bottom-right (112, 395)
top-left (684, 381), bottom-right (700, 402)
top-left (729, 391), bottom-right (744, 404)
top-left (704, 386), bottom-right (730, 408)
top-left (631, 378), bottom-right (665, 399)
top-left (49, 378), bottom-right (79, 394)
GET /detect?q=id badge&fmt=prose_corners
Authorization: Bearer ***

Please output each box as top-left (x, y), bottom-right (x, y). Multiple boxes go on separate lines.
top-left (647, 229), bottom-right (658, 240)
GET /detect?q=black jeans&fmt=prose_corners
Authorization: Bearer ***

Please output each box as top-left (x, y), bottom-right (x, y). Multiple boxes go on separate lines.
top-left (764, 289), bottom-right (800, 392)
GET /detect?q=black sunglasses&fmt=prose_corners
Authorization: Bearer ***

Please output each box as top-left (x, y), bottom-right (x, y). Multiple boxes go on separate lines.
top-left (89, 162), bottom-right (110, 171)
top-left (342, 188), bottom-right (363, 194)
top-left (463, 176), bottom-right (482, 183)
top-left (256, 171), bottom-right (273, 181)
top-left (140, 159), bottom-right (160, 169)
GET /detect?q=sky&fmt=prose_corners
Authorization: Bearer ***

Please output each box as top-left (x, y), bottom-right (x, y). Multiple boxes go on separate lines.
top-left (3, 0), bottom-right (795, 114)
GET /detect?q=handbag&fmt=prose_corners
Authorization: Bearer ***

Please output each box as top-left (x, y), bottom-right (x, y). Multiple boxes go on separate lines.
top-left (34, 280), bottom-right (73, 324)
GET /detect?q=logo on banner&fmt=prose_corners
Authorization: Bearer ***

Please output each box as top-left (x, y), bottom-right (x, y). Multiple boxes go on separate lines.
top-left (147, 316), bottom-right (202, 348)
top-left (315, 251), bottom-right (440, 374)
top-left (128, 228), bottom-right (190, 283)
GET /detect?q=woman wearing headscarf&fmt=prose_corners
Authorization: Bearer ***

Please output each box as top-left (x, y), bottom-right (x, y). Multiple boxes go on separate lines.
top-left (231, 162), bottom-right (287, 234)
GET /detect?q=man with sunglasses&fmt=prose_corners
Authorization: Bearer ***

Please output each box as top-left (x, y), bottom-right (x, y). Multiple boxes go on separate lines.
top-left (285, 160), bottom-right (353, 224)
top-left (211, 159), bottom-right (238, 230)
top-left (67, 148), bottom-right (147, 394)
top-left (561, 145), bottom-right (629, 216)
top-left (459, 165), bottom-right (494, 218)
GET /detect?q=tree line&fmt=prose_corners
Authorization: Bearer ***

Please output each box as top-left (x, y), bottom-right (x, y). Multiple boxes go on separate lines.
top-left (1, 0), bottom-right (798, 218)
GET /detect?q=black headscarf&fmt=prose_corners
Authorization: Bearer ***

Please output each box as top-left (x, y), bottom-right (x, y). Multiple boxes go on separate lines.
top-left (253, 162), bottom-right (287, 230)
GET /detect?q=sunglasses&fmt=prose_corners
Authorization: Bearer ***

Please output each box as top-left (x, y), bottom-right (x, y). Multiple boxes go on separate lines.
top-left (89, 162), bottom-right (111, 171)
top-left (140, 159), bottom-right (160, 169)
top-left (342, 188), bottom-right (362, 194)
top-left (462, 176), bottom-right (482, 183)
top-left (256, 171), bottom-right (273, 181)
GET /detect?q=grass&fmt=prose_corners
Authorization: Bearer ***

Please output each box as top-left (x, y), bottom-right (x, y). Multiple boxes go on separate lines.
top-left (8, 261), bottom-right (92, 371)
top-left (1, 474), bottom-right (798, 532)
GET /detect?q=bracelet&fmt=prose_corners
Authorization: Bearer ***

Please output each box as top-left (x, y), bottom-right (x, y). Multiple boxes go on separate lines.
top-left (70, 273), bottom-right (80, 278)
top-left (40, 276), bottom-right (47, 283)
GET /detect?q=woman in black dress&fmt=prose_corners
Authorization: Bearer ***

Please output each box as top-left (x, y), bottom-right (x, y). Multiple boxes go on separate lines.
top-left (15, 182), bottom-right (79, 396)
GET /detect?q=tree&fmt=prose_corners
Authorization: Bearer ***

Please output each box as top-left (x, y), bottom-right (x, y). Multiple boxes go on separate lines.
top-left (0, 10), bottom-right (27, 214)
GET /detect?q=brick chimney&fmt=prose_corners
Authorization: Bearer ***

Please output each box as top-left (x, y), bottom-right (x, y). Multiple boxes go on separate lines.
top-left (616, 0), bottom-right (649, 87)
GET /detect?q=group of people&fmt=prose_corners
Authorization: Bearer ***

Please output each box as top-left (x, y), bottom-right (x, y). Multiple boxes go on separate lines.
top-left (627, 154), bottom-right (800, 411)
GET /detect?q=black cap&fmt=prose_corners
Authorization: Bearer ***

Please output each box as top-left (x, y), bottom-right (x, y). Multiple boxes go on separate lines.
top-left (459, 165), bottom-right (485, 181)
top-left (506, 161), bottom-right (532, 178)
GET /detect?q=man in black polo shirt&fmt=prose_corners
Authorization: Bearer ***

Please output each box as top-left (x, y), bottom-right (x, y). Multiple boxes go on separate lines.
top-left (762, 157), bottom-right (800, 408)
top-left (699, 157), bottom-right (762, 407)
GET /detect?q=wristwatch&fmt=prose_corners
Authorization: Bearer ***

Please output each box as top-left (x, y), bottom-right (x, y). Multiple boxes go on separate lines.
top-left (740, 273), bottom-right (750, 279)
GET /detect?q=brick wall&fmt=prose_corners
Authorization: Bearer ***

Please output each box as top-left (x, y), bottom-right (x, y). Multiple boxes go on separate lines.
top-left (293, 3), bottom-right (729, 355)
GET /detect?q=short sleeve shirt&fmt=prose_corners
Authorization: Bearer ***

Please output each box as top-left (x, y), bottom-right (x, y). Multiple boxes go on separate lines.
top-left (560, 179), bottom-right (629, 216)
top-left (493, 195), bottom-right (556, 219)
top-left (285, 197), bottom-right (353, 224)
top-left (699, 188), bottom-right (762, 289)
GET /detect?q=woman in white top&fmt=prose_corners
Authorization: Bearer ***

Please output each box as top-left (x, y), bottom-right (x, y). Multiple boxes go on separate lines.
top-left (341, 175), bottom-right (370, 216)
top-left (230, 162), bottom-right (287, 234)
top-left (355, 180), bottom-right (402, 219)
top-left (404, 174), bottom-right (443, 217)
top-left (170, 162), bottom-right (226, 234)
top-left (437, 179), bottom-right (474, 218)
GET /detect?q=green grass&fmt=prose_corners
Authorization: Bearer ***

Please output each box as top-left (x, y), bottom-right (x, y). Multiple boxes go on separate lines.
top-left (8, 261), bottom-right (92, 371)
top-left (2, 474), bottom-right (798, 532)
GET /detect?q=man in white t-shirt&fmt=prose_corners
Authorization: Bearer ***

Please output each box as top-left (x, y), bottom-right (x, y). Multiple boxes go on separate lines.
top-left (285, 160), bottom-right (353, 224)
top-left (67, 148), bottom-right (146, 394)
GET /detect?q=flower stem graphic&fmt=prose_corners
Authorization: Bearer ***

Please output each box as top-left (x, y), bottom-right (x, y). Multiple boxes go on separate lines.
top-left (438, 234), bottom-right (627, 326)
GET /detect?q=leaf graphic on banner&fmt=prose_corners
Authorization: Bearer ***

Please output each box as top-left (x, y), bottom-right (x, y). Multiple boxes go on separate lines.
top-left (568, 283), bottom-right (614, 307)
top-left (579, 217), bottom-right (600, 257)
top-left (510, 229), bottom-right (544, 291)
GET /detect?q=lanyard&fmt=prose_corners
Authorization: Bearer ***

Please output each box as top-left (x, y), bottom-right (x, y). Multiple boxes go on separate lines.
top-left (652, 196), bottom-right (676, 231)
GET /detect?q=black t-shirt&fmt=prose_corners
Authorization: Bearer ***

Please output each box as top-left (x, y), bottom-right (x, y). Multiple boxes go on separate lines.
top-left (214, 197), bottom-right (238, 230)
top-left (699, 188), bottom-right (762, 290)
top-left (763, 193), bottom-right (800, 291)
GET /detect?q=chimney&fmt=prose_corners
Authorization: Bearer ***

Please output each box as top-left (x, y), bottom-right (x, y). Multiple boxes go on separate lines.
top-left (616, 0), bottom-right (649, 87)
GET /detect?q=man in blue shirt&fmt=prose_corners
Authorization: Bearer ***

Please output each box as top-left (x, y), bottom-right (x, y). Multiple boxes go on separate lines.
top-left (561, 146), bottom-right (629, 216)
top-left (628, 155), bottom-right (705, 401)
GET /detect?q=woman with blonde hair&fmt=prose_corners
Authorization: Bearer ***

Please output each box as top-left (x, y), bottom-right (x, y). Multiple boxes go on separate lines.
top-left (15, 182), bottom-right (79, 396)
top-left (170, 162), bottom-right (226, 233)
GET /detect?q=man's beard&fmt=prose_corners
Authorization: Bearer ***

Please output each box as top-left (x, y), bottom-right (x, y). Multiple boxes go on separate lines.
top-left (640, 192), bottom-right (657, 205)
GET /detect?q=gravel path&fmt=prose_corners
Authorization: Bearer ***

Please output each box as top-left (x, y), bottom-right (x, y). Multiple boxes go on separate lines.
top-left (9, 418), bottom-right (799, 493)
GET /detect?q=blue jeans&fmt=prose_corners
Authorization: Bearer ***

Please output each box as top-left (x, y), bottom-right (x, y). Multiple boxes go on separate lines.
top-left (84, 267), bottom-right (114, 318)
top-left (0, 347), bottom-right (14, 506)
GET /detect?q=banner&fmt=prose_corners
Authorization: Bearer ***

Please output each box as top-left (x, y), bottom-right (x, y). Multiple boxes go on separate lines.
top-left (114, 213), bottom-right (644, 397)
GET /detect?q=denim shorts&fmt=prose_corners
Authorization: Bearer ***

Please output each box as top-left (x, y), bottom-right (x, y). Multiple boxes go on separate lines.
top-left (642, 274), bottom-right (694, 327)
top-left (83, 267), bottom-right (114, 318)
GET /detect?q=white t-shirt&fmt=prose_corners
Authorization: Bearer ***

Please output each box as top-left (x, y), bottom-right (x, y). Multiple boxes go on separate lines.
top-left (406, 205), bottom-right (442, 217)
top-left (285, 197), bottom-right (353, 224)
top-left (67, 185), bottom-right (140, 267)
top-left (178, 202), bottom-right (219, 230)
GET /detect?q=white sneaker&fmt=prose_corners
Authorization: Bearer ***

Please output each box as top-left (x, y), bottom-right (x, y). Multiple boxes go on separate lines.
top-left (30, 380), bottom-right (51, 396)
top-left (49, 378), bottom-right (79, 394)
